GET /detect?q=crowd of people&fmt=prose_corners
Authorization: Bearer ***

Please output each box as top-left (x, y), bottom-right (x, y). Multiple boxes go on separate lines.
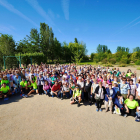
top-left (0, 63), bottom-right (140, 121)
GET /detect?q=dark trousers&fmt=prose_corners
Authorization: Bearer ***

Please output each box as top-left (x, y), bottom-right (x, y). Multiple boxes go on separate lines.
top-left (38, 85), bottom-right (43, 94)
top-left (136, 99), bottom-right (140, 106)
top-left (84, 91), bottom-right (89, 101)
top-left (126, 108), bottom-right (136, 117)
top-left (96, 99), bottom-right (103, 109)
top-left (88, 93), bottom-right (94, 103)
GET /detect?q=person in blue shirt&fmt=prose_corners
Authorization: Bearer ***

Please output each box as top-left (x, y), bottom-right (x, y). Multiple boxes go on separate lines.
top-left (105, 83), bottom-right (116, 113)
top-left (13, 74), bottom-right (21, 94)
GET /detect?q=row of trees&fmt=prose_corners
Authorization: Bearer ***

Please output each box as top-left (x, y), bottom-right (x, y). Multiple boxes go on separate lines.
top-left (0, 23), bottom-right (87, 68)
top-left (91, 44), bottom-right (140, 65)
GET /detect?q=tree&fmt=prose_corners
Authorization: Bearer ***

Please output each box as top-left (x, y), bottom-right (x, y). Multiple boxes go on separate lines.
top-left (0, 34), bottom-right (16, 68)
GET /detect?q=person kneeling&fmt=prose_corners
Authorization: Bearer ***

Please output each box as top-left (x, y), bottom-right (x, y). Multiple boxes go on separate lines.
top-left (70, 85), bottom-right (81, 107)
top-left (0, 83), bottom-right (12, 98)
top-left (51, 81), bottom-right (61, 98)
top-left (124, 94), bottom-right (139, 117)
top-left (24, 80), bottom-right (38, 98)
top-left (60, 83), bottom-right (70, 100)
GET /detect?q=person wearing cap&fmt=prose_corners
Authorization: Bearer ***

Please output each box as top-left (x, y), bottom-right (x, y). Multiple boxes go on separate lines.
top-left (70, 85), bottom-right (81, 107)
top-left (120, 77), bottom-right (130, 100)
top-left (95, 81), bottom-right (106, 112)
top-left (105, 83), bottom-right (116, 113)
top-left (20, 79), bottom-right (27, 94)
top-left (113, 81), bottom-right (119, 94)
top-left (0, 83), bottom-right (11, 98)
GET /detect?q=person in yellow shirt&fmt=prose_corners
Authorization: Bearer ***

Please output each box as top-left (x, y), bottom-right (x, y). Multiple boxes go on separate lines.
top-left (124, 94), bottom-right (139, 117)
top-left (0, 83), bottom-right (11, 98)
top-left (70, 85), bottom-right (81, 107)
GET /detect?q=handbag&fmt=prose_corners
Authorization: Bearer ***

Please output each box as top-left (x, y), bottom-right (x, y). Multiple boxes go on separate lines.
top-left (95, 94), bottom-right (100, 101)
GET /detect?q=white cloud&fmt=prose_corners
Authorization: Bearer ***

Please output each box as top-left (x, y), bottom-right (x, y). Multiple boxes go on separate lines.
top-left (112, 16), bottom-right (140, 36)
top-left (0, 0), bottom-right (39, 27)
top-left (61, 0), bottom-right (70, 20)
top-left (0, 25), bottom-right (15, 33)
top-left (26, 0), bottom-right (54, 25)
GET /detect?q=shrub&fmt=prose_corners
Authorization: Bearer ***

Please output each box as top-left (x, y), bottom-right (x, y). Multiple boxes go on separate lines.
top-left (102, 58), bottom-right (108, 64)
top-left (103, 63), bottom-right (113, 67)
top-left (137, 67), bottom-right (140, 70)
top-left (118, 64), bottom-right (127, 67)
top-left (135, 60), bottom-right (140, 65)
top-left (109, 58), bottom-right (116, 64)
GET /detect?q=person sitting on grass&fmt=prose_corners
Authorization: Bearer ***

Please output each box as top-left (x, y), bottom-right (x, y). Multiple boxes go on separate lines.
top-left (43, 81), bottom-right (51, 96)
top-left (0, 83), bottom-right (12, 98)
top-left (20, 79), bottom-right (27, 94)
top-left (70, 85), bottom-right (81, 107)
top-left (124, 94), bottom-right (139, 117)
top-left (60, 82), bottom-right (70, 100)
top-left (24, 80), bottom-right (38, 98)
top-left (51, 81), bottom-right (61, 98)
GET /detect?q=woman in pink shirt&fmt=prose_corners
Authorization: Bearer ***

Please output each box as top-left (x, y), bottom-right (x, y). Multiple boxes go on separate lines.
top-left (97, 75), bottom-right (103, 83)
top-left (43, 81), bottom-right (51, 96)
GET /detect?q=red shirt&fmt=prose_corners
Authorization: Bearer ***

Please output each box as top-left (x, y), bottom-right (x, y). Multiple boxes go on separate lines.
top-left (51, 84), bottom-right (60, 91)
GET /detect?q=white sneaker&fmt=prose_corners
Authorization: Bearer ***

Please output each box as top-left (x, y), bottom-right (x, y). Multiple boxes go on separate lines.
top-left (124, 114), bottom-right (127, 118)
top-left (113, 111), bottom-right (116, 114)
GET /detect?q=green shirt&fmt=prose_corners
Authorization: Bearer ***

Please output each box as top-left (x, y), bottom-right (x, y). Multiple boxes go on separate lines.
top-left (1, 86), bottom-right (10, 94)
top-left (51, 77), bottom-right (57, 84)
top-left (27, 85), bottom-right (32, 88)
top-left (31, 82), bottom-right (37, 89)
top-left (126, 73), bottom-right (132, 77)
top-left (124, 99), bottom-right (139, 109)
top-left (20, 81), bottom-right (27, 87)
top-left (73, 90), bottom-right (81, 97)
top-left (1, 79), bottom-right (9, 85)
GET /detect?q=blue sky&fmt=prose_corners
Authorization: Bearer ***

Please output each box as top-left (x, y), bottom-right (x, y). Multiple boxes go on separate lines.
top-left (0, 0), bottom-right (140, 54)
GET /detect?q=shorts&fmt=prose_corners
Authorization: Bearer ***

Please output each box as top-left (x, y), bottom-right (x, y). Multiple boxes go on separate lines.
top-left (33, 89), bottom-right (37, 91)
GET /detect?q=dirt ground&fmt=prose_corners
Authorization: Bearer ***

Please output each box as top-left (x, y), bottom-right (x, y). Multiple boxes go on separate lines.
top-left (0, 66), bottom-right (140, 140)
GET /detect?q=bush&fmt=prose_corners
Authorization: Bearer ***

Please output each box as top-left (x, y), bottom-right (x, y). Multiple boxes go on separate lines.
top-left (102, 58), bottom-right (108, 64)
top-left (109, 58), bottom-right (116, 64)
top-left (118, 64), bottom-right (127, 67)
top-left (103, 63), bottom-right (113, 67)
top-left (135, 60), bottom-right (140, 65)
top-left (137, 67), bottom-right (140, 70)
